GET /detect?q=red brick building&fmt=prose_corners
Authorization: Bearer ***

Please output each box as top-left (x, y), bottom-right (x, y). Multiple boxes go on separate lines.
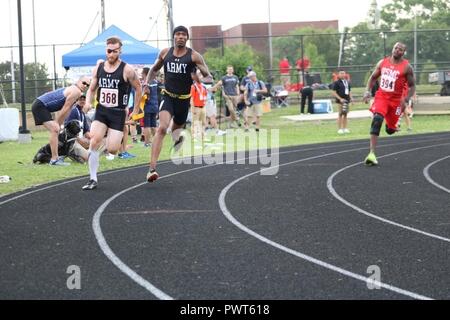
top-left (190, 20), bottom-right (339, 54)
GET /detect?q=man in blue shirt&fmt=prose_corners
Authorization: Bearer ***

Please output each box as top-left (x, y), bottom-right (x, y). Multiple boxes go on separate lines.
top-left (243, 71), bottom-right (267, 132)
top-left (31, 76), bottom-right (90, 165)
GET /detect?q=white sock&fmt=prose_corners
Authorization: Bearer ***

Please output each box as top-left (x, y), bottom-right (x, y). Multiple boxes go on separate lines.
top-left (171, 128), bottom-right (182, 142)
top-left (88, 150), bottom-right (99, 182)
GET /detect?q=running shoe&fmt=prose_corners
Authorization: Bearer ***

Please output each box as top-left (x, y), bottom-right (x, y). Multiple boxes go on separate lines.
top-left (118, 151), bottom-right (136, 159)
top-left (364, 151), bottom-right (378, 166)
top-left (216, 130), bottom-right (227, 136)
top-left (172, 135), bottom-right (185, 153)
top-left (82, 179), bottom-right (98, 190)
top-left (146, 169), bottom-right (159, 183)
top-left (49, 159), bottom-right (70, 166)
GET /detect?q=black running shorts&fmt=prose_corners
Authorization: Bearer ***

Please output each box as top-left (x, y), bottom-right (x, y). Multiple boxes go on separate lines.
top-left (32, 99), bottom-right (53, 125)
top-left (94, 105), bottom-right (127, 131)
top-left (159, 95), bottom-right (190, 125)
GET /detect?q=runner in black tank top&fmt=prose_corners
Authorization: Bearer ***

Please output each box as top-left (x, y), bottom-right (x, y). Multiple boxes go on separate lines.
top-left (96, 61), bottom-right (131, 110)
top-left (163, 47), bottom-right (196, 95)
top-left (143, 26), bottom-right (212, 183)
top-left (82, 36), bottom-right (142, 190)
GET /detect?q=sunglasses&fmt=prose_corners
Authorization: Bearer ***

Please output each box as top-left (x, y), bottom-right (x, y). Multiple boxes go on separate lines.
top-left (82, 81), bottom-right (90, 87)
top-left (107, 48), bottom-right (120, 54)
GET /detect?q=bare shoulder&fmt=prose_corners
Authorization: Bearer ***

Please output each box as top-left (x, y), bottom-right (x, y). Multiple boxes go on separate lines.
top-left (65, 85), bottom-right (81, 100)
top-left (124, 63), bottom-right (135, 73)
top-left (405, 62), bottom-right (414, 74)
top-left (375, 59), bottom-right (384, 68)
top-left (90, 64), bottom-right (99, 78)
top-left (124, 64), bottom-right (138, 81)
top-left (159, 47), bottom-right (170, 59)
top-left (190, 49), bottom-right (203, 62)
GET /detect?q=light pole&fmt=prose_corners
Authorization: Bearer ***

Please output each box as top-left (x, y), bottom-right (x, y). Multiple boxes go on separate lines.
top-left (156, 18), bottom-right (159, 48)
top-left (165, 0), bottom-right (174, 46)
top-left (8, 0), bottom-right (16, 104)
top-left (32, 0), bottom-right (38, 97)
top-left (414, 12), bottom-right (418, 74)
top-left (147, 16), bottom-right (160, 48)
top-left (17, 0), bottom-right (30, 136)
top-left (268, 0), bottom-right (273, 80)
top-left (101, 0), bottom-right (105, 31)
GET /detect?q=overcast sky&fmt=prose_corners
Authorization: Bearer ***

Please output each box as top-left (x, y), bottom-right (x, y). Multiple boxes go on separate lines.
top-left (0, 0), bottom-right (391, 74)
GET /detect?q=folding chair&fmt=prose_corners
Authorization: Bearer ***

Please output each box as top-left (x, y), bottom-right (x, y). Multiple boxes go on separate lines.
top-left (271, 85), bottom-right (289, 108)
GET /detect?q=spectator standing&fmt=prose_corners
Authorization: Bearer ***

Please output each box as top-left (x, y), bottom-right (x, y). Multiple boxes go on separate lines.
top-left (300, 85), bottom-right (314, 114)
top-left (332, 70), bottom-right (353, 134)
top-left (212, 65), bottom-right (241, 128)
top-left (243, 71), bottom-right (267, 132)
top-left (279, 56), bottom-right (291, 90)
top-left (190, 69), bottom-right (208, 141)
top-left (296, 56), bottom-right (310, 84)
top-left (202, 74), bottom-right (226, 136)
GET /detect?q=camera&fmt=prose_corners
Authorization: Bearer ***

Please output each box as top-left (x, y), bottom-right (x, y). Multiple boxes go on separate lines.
top-left (341, 100), bottom-right (349, 114)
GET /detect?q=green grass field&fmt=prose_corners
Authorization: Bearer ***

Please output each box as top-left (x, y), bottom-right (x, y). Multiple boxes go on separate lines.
top-left (1, 97), bottom-right (449, 196)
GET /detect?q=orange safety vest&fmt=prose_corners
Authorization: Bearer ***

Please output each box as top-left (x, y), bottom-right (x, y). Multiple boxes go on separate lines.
top-left (190, 82), bottom-right (207, 107)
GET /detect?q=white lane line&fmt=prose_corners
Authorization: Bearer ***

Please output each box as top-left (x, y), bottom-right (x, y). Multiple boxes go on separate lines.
top-left (93, 146), bottom-right (374, 300)
top-left (93, 137), bottom-right (449, 300)
top-left (1, 143), bottom-right (365, 205)
top-left (218, 153), bottom-right (434, 300)
top-left (327, 143), bottom-right (450, 243)
top-left (0, 162), bottom-right (167, 206)
top-left (423, 156), bottom-right (450, 194)
top-left (93, 163), bottom-right (236, 300)
top-left (2, 132), bottom-right (447, 205)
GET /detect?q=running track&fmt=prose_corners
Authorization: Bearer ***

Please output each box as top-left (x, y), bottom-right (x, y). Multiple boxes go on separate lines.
top-left (1, 132), bottom-right (450, 300)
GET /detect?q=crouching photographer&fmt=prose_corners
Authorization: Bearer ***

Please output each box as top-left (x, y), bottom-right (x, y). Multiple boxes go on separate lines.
top-left (33, 120), bottom-right (83, 164)
top-left (64, 95), bottom-right (93, 163)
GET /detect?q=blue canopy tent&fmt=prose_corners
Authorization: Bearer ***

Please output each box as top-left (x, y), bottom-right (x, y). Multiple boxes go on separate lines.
top-left (62, 25), bottom-right (159, 69)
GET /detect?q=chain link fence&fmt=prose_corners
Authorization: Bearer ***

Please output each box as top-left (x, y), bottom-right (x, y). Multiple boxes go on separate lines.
top-left (0, 29), bottom-right (449, 106)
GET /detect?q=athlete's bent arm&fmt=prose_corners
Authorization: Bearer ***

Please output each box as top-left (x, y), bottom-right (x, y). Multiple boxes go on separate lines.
top-left (86, 65), bottom-right (99, 109)
top-left (146, 48), bottom-right (168, 85)
top-left (363, 60), bottom-right (383, 103)
top-left (192, 51), bottom-right (211, 78)
top-left (403, 64), bottom-right (416, 107)
top-left (126, 66), bottom-right (143, 117)
top-left (55, 87), bottom-right (81, 125)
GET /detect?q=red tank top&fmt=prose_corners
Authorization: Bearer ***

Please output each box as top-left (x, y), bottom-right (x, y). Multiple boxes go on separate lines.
top-left (375, 57), bottom-right (409, 100)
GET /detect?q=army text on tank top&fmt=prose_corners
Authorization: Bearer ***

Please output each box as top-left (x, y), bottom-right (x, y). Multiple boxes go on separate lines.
top-left (163, 47), bottom-right (196, 96)
top-left (96, 61), bottom-right (131, 109)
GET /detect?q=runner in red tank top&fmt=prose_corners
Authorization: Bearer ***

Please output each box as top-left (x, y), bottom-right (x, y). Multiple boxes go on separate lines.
top-left (362, 42), bottom-right (416, 166)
